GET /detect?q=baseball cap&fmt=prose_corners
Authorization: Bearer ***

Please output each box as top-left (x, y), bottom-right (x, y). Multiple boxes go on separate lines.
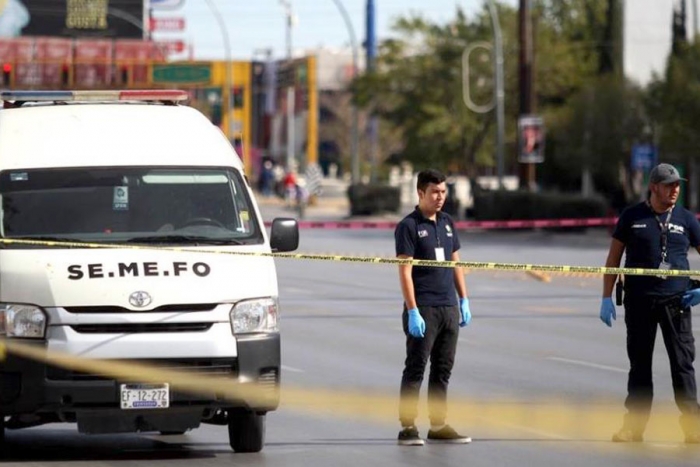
top-left (649, 163), bottom-right (686, 184)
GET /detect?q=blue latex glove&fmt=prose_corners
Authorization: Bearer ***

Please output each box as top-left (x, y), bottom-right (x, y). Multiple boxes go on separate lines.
top-left (599, 297), bottom-right (616, 327)
top-left (682, 288), bottom-right (700, 308)
top-left (407, 308), bottom-right (425, 338)
top-left (459, 297), bottom-right (472, 327)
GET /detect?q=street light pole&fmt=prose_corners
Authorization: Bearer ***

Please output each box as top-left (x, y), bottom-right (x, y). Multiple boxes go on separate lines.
top-left (280, 0), bottom-right (293, 59)
top-left (330, 0), bottom-right (360, 186)
top-left (203, 0), bottom-right (234, 143)
top-left (280, 0), bottom-right (296, 171)
top-left (460, 1), bottom-right (504, 189)
top-left (487, 0), bottom-right (505, 189)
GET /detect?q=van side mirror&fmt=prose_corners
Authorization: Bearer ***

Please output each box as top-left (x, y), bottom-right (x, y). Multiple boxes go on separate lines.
top-left (270, 218), bottom-right (299, 252)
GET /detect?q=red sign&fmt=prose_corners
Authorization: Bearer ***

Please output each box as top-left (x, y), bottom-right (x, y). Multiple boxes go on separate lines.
top-left (11, 38), bottom-right (39, 88)
top-left (156, 40), bottom-right (186, 54)
top-left (115, 40), bottom-right (161, 84)
top-left (149, 17), bottom-right (186, 32)
top-left (74, 40), bottom-right (114, 87)
top-left (35, 38), bottom-right (72, 86)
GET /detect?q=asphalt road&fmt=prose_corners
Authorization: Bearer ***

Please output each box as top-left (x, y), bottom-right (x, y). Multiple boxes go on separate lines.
top-left (2, 209), bottom-right (700, 466)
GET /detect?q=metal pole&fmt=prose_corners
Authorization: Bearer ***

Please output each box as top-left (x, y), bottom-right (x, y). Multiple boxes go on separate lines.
top-left (487, 0), bottom-right (505, 189)
top-left (203, 0), bottom-right (234, 143)
top-left (366, 0), bottom-right (378, 183)
top-left (280, 0), bottom-right (293, 58)
top-left (280, 0), bottom-right (296, 170)
top-left (330, 0), bottom-right (360, 185)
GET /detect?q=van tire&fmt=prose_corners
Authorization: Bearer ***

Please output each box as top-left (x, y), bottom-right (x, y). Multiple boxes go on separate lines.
top-left (227, 409), bottom-right (265, 453)
top-left (0, 415), bottom-right (5, 450)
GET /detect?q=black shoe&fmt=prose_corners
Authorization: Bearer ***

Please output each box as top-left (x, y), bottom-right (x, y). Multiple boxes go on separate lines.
top-left (612, 428), bottom-right (644, 442)
top-left (427, 425), bottom-right (472, 444)
top-left (398, 426), bottom-right (425, 446)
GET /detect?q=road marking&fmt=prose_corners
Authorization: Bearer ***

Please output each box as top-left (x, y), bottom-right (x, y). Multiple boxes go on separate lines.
top-left (523, 306), bottom-right (576, 314)
top-left (547, 357), bottom-right (627, 373)
top-left (282, 365), bottom-right (304, 373)
top-left (475, 416), bottom-right (568, 440)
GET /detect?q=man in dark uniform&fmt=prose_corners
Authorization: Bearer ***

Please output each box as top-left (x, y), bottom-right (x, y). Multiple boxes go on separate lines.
top-left (395, 169), bottom-right (472, 446)
top-left (600, 163), bottom-right (700, 443)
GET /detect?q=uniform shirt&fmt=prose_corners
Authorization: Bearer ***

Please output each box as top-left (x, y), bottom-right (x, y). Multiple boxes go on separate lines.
top-left (613, 201), bottom-right (700, 296)
top-left (395, 207), bottom-right (461, 306)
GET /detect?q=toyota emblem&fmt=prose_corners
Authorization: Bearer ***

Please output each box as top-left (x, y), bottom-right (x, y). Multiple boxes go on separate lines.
top-left (128, 291), bottom-right (152, 308)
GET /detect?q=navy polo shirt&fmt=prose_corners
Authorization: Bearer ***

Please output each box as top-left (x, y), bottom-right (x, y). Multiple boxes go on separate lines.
top-left (395, 207), bottom-right (461, 306)
top-left (613, 201), bottom-right (700, 296)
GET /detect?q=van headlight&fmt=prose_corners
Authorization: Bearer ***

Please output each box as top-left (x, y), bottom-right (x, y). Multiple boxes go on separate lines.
top-left (230, 298), bottom-right (279, 334)
top-left (0, 304), bottom-right (47, 339)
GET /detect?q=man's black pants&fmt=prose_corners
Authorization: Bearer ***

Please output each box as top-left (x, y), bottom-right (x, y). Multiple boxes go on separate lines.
top-left (399, 305), bottom-right (460, 427)
top-left (623, 294), bottom-right (700, 431)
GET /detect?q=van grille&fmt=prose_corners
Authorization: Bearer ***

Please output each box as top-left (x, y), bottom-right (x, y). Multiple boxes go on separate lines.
top-left (63, 304), bottom-right (218, 313)
top-left (46, 358), bottom-right (238, 381)
top-left (70, 323), bottom-right (213, 334)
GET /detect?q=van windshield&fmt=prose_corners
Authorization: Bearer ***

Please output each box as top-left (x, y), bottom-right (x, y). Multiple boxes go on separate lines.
top-left (0, 167), bottom-right (263, 247)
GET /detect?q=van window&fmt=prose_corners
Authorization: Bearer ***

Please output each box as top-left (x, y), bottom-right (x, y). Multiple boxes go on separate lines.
top-left (0, 167), bottom-right (263, 246)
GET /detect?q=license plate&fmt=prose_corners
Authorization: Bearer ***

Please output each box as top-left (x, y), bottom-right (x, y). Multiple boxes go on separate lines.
top-left (120, 383), bottom-right (170, 409)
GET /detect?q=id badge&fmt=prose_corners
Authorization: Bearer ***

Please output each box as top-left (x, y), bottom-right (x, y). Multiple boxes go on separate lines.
top-left (659, 261), bottom-right (671, 280)
top-left (435, 248), bottom-right (445, 262)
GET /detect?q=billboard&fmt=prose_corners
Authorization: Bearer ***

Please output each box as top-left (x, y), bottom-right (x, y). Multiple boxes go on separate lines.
top-left (517, 115), bottom-right (545, 164)
top-left (1, 1), bottom-right (147, 39)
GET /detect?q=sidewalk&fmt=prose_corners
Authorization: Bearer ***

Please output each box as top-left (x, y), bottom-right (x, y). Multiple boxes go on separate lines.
top-left (256, 192), bottom-right (406, 223)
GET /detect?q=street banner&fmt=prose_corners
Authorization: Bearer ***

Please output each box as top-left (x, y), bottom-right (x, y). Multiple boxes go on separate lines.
top-left (35, 37), bottom-right (72, 86)
top-left (74, 39), bottom-right (113, 87)
top-left (149, 17), bottom-right (185, 32)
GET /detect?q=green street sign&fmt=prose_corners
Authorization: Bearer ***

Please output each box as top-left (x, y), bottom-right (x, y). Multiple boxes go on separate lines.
top-left (152, 64), bottom-right (212, 85)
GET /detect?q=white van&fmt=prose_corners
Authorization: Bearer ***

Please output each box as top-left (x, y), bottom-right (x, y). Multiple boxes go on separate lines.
top-left (0, 90), bottom-right (298, 453)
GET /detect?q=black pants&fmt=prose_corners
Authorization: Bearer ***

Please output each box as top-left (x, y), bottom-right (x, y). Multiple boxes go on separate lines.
top-left (399, 305), bottom-right (460, 427)
top-left (623, 294), bottom-right (700, 432)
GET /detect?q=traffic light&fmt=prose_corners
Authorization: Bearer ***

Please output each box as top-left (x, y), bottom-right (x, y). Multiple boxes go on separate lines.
top-left (118, 65), bottom-right (131, 86)
top-left (2, 63), bottom-right (12, 87)
top-left (232, 86), bottom-right (244, 108)
top-left (61, 64), bottom-right (70, 87)
top-left (518, 115), bottom-right (545, 164)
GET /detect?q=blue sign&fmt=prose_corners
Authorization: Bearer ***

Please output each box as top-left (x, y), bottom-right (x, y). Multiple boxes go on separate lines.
top-left (150, 0), bottom-right (185, 9)
top-left (631, 144), bottom-right (657, 171)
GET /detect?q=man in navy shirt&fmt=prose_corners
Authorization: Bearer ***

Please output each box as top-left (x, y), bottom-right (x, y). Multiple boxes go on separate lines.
top-left (395, 169), bottom-right (472, 446)
top-left (601, 163), bottom-right (700, 444)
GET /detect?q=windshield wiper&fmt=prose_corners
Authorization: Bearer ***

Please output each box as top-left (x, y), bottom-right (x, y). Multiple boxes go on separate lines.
top-left (1, 236), bottom-right (85, 248)
top-left (125, 235), bottom-right (244, 245)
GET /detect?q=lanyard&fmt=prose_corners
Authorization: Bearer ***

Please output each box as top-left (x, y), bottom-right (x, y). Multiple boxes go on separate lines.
top-left (648, 202), bottom-right (673, 262)
top-left (432, 217), bottom-right (441, 248)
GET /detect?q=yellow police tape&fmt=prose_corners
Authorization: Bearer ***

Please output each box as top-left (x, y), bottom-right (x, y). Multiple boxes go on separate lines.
top-left (2, 240), bottom-right (699, 448)
top-left (0, 238), bottom-right (696, 278)
top-left (0, 339), bottom-right (694, 446)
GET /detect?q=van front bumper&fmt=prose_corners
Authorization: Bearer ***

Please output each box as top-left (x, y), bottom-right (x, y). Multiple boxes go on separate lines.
top-left (0, 332), bottom-right (280, 416)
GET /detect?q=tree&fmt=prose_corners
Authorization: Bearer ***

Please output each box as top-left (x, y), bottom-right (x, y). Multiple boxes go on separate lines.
top-left (353, 6), bottom-right (520, 174)
top-left (351, 0), bottom-right (641, 202)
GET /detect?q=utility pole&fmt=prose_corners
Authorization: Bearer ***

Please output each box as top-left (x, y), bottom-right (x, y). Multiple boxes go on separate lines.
top-left (518, 0), bottom-right (535, 191)
top-left (366, 0), bottom-right (378, 183)
top-left (280, 0), bottom-right (296, 171)
top-left (330, 0), bottom-right (360, 186)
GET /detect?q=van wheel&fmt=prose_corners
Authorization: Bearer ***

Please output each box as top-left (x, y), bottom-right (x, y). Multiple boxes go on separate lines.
top-left (227, 409), bottom-right (265, 453)
top-left (159, 431), bottom-right (186, 436)
top-left (0, 415), bottom-right (5, 450)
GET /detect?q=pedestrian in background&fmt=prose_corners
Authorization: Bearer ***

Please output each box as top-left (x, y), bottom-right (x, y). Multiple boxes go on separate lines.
top-left (395, 168), bottom-right (472, 446)
top-left (600, 162), bottom-right (700, 444)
